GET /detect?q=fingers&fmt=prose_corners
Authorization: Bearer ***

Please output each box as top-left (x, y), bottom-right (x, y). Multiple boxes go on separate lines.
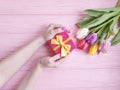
top-left (39, 54), bottom-right (63, 67)
top-left (45, 24), bottom-right (63, 41)
top-left (49, 54), bottom-right (61, 62)
top-left (47, 58), bottom-right (64, 68)
top-left (39, 56), bottom-right (56, 67)
top-left (51, 28), bottom-right (63, 36)
top-left (45, 24), bottom-right (70, 43)
top-left (53, 58), bottom-right (65, 67)
top-left (48, 56), bottom-right (65, 67)
top-left (61, 27), bottom-right (70, 33)
top-left (39, 56), bottom-right (51, 66)
top-left (48, 24), bottom-right (61, 31)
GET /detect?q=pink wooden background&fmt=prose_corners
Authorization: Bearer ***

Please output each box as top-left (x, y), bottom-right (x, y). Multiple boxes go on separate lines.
top-left (0, 0), bottom-right (120, 90)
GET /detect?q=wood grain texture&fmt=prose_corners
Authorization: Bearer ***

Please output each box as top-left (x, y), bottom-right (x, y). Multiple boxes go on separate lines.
top-left (0, 0), bottom-right (120, 90)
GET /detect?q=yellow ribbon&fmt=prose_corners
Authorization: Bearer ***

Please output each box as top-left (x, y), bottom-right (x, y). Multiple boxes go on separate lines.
top-left (51, 35), bottom-right (71, 57)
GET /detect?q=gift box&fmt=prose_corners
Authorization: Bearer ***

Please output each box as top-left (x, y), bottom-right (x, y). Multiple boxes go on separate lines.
top-left (48, 28), bottom-right (75, 57)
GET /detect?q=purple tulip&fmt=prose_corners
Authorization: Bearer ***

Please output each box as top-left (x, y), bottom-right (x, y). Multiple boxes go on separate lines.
top-left (98, 41), bottom-right (110, 53)
top-left (85, 33), bottom-right (98, 44)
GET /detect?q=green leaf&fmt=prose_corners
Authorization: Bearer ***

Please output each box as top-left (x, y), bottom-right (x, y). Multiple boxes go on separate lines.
top-left (111, 29), bottom-right (120, 46)
top-left (85, 9), bottom-right (104, 17)
top-left (81, 11), bottom-right (120, 28)
top-left (99, 25), bottom-right (109, 42)
top-left (89, 24), bottom-right (104, 33)
top-left (76, 16), bottom-right (95, 28)
top-left (109, 29), bottom-right (117, 35)
top-left (95, 7), bottom-right (120, 12)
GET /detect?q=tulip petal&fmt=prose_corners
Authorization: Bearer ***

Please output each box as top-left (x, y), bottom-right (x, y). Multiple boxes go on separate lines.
top-left (86, 33), bottom-right (98, 44)
top-left (76, 28), bottom-right (89, 39)
top-left (89, 44), bottom-right (98, 55)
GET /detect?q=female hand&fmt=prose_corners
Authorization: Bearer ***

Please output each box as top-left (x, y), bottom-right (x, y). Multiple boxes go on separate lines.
top-left (44, 24), bottom-right (63, 41)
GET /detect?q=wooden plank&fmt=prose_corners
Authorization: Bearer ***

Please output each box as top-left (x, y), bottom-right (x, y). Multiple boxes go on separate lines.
top-left (0, 0), bottom-right (117, 15)
top-left (0, 15), bottom-right (79, 33)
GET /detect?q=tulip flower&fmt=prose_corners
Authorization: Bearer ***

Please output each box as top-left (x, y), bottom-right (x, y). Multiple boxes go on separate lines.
top-left (89, 43), bottom-right (98, 55)
top-left (86, 33), bottom-right (98, 44)
top-left (98, 41), bottom-right (110, 53)
top-left (76, 28), bottom-right (89, 40)
top-left (77, 39), bottom-right (89, 50)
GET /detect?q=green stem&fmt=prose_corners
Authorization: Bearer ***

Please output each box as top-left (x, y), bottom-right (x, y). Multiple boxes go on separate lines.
top-left (116, 0), bottom-right (120, 27)
top-left (89, 13), bottom-right (120, 34)
top-left (97, 25), bottom-right (105, 35)
top-left (88, 17), bottom-right (115, 33)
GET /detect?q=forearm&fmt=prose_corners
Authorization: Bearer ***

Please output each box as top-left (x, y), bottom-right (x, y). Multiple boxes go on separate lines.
top-left (17, 64), bottom-right (43, 90)
top-left (17, 54), bottom-right (62, 90)
top-left (0, 36), bottom-right (46, 87)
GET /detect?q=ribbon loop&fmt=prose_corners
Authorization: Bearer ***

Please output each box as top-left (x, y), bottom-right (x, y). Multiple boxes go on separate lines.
top-left (51, 35), bottom-right (71, 56)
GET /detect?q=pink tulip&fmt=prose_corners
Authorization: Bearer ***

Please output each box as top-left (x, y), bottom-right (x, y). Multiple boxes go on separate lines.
top-left (77, 39), bottom-right (89, 50)
top-left (98, 41), bottom-right (110, 53)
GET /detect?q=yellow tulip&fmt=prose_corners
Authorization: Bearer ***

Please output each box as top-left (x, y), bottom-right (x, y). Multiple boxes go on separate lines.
top-left (89, 43), bottom-right (98, 55)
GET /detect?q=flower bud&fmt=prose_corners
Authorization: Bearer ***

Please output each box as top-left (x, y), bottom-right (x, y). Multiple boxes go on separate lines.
top-left (77, 39), bottom-right (89, 50)
top-left (76, 28), bottom-right (89, 40)
top-left (86, 33), bottom-right (98, 44)
top-left (89, 43), bottom-right (98, 55)
top-left (98, 41), bottom-right (110, 53)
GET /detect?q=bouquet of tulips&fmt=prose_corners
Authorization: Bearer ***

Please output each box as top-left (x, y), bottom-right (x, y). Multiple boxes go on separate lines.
top-left (76, 0), bottom-right (120, 55)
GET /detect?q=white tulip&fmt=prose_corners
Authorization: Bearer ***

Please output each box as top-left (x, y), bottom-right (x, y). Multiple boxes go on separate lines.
top-left (76, 28), bottom-right (89, 39)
